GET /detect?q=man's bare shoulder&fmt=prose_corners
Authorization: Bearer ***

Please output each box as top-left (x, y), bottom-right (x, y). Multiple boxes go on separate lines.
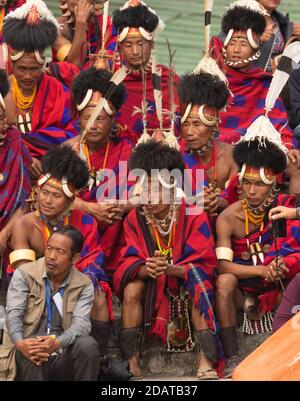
top-left (217, 141), bottom-right (234, 158)
top-left (217, 200), bottom-right (241, 222)
top-left (17, 211), bottom-right (39, 229)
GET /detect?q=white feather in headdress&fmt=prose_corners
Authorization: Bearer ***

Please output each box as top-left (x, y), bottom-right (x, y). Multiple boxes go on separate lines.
top-left (5, 0), bottom-right (60, 32)
top-left (265, 41), bottom-right (300, 114)
top-left (228, 0), bottom-right (268, 15)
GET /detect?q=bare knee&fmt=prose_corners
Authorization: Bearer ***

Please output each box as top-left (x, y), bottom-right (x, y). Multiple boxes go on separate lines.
top-left (123, 280), bottom-right (146, 305)
top-left (216, 274), bottom-right (238, 298)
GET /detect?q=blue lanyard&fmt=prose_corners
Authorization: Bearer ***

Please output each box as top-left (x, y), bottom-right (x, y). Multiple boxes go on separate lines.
top-left (45, 280), bottom-right (64, 335)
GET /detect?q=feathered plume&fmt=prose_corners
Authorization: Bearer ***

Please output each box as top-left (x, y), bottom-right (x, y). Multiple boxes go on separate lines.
top-left (227, 0), bottom-right (268, 16)
top-left (167, 39), bottom-right (177, 134)
top-left (265, 41), bottom-right (300, 115)
top-left (5, 0), bottom-right (60, 32)
top-left (204, 0), bottom-right (213, 57)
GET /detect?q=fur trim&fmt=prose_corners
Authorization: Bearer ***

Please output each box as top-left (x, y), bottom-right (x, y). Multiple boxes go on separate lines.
top-left (222, 5), bottom-right (266, 35)
top-left (72, 67), bottom-right (126, 112)
top-left (233, 139), bottom-right (287, 174)
top-left (41, 145), bottom-right (89, 190)
top-left (178, 72), bottom-right (230, 110)
top-left (130, 140), bottom-right (185, 175)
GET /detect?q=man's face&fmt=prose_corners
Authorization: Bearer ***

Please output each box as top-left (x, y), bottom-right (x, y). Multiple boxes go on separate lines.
top-left (13, 54), bottom-right (43, 93)
top-left (143, 177), bottom-right (171, 216)
top-left (226, 36), bottom-right (255, 69)
top-left (241, 177), bottom-right (273, 208)
top-left (80, 106), bottom-right (113, 146)
top-left (258, 0), bottom-right (281, 12)
top-left (45, 233), bottom-right (74, 280)
top-left (119, 37), bottom-right (153, 70)
top-left (182, 106), bottom-right (214, 151)
top-left (38, 183), bottom-right (70, 219)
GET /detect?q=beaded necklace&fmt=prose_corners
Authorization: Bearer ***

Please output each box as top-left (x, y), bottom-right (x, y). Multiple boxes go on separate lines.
top-left (0, 7), bottom-right (4, 33)
top-left (152, 221), bottom-right (176, 258)
top-left (12, 76), bottom-right (37, 112)
top-left (195, 141), bottom-right (220, 195)
top-left (244, 208), bottom-right (265, 265)
top-left (39, 213), bottom-right (70, 245)
top-left (81, 141), bottom-right (110, 189)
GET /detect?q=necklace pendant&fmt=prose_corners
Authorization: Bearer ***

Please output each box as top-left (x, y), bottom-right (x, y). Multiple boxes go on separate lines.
top-left (214, 187), bottom-right (222, 196)
top-left (96, 169), bottom-right (104, 186)
top-left (88, 176), bottom-right (95, 191)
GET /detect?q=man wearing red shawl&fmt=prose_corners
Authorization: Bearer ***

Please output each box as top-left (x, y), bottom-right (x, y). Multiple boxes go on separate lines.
top-left (2, 0), bottom-right (78, 167)
top-left (215, 115), bottom-right (300, 378)
top-left (112, 0), bottom-right (180, 143)
top-left (114, 139), bottom-right (223, 380)
top-left (67, 67), bottom-right (133, 282)
top-left (52, 0), bottom-right (118, 70)
top-left (10, 146), bottom-right (112, 360)
top-left (178, 64), bottom-right (237, 218)
top-left (211, 1), bottom-right (296, 148)
top-left (0, 69), bottom-right (31, 278)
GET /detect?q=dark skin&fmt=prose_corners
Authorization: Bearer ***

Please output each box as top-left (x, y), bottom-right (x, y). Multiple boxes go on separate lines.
top-left (122, 180), bottom-right (215, 377)
top-left (215, 177), bottom-right (290, 328)
top-left (119, 37), bottom-right (153, 70)
top-left (11, 54), bottom-right (43, 178)
top-left (182, 105), bottom-right (237, 215)
top-left (54, 0), bottom-right (93, 68)
top-left (15, 233), bottom-right (80, 366)
top-left (65, 104), bottom-right (127, 225)
top-left (11, 182), bottom-right (109, 321)
top-left (225, 36), bottom-right (256, 71)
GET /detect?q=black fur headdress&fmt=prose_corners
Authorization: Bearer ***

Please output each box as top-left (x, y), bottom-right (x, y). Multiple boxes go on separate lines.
top-left (130, 140), bottom-right (185, 175)
top-left (72, 68), bottom-right (126, 112)
top-left (41, 145), bottom-right (89, 190)
top-left (3, 0), bottom-right (59, 52)
top-left (222, 5), bottom-right (266, 36)
top-left (178, 72), bottom-right (230, 110)
top-left (0, 70), bottom-right (10, 98)
top-left (233, 139), bottom-right (287, 174)
top-left (113, 4), bottom-right (158, 33)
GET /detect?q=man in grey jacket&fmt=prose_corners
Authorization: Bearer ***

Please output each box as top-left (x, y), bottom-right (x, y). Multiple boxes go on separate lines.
top-left (1, 225), bottom-right (99, 381)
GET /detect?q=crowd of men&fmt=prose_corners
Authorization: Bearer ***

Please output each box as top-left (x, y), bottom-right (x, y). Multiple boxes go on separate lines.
top-left (0, 0), bottom-right (300, 381)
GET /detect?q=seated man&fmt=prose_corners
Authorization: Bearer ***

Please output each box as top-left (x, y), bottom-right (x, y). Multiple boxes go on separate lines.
top-left (10, 145), bottom-right (112, 360)
top-left (0, 69), bottom-right (31, 262)
top-left (2, 0), bottom-right (78, 164)
top-left (215, 117), bottom-right (300, 378)
top-left (112, 0), bottom-right (180, 143)
top-left (178, 67), bottom-right (237, 217)
top-left (52, 0), bottom-right (117, 69)
top-left (114, 139), bottom-right (222, 380)
top-left (68, 67), bottom-right (133, 280)
top-left (211, 0), bottom-right (295, 147)
top-left (0, 225), bottom-right (99, 381)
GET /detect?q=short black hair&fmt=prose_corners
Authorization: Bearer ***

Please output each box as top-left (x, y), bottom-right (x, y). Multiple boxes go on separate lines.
top-left (130, 140), bottom-right (185, 174)
top-left (72, 67), bottom-right (126, 112)
top-left (222, 6), bottom-right (266, 36)
top-left (49, 225), bottom-right (84, 256)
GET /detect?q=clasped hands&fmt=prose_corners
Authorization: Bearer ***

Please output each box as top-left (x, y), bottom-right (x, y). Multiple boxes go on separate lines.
top-left (15, 336), bottom-right (61, 366)
top-left (145, 250), bottom-right (169, 279)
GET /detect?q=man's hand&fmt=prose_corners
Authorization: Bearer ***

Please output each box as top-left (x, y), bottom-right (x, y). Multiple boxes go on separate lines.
top-left (87, 202), bottom-right (123, 225)
top-left (29, 157), bottom-right (43, 180)
top-left (15, 338), bottom-right (49, 366)
top-left (269, 206), bottom-right (296, 221)
top-left (145, 250), bottom-right (168, 279)
top-left (204, 186), bottom-right (220, 216)
top-left (262, 257), bottom-right (289, 283)
top-left (287, 149), bottom-right (300, 169)
top-left (260, 17), bottom-right (274, 42)
top-left (74, 0), bottom-right (93, 25)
